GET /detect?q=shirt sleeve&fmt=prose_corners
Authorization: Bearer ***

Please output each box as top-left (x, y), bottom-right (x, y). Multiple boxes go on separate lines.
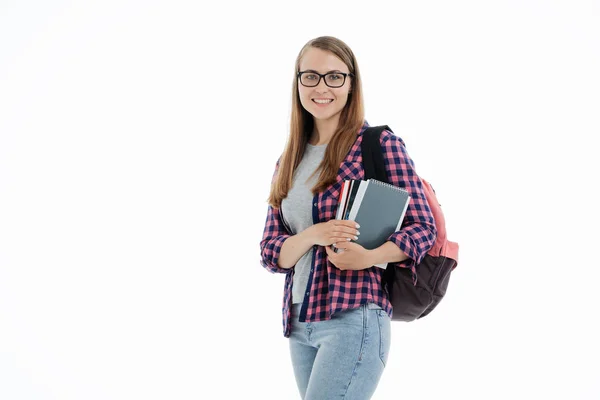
top-left (259, 159), bottom-right (293, 274)
top-left (380, 130), bottom-right (437, 273)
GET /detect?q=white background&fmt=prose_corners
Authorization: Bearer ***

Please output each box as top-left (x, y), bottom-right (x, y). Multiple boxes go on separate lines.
top-left (1, 1), bottom-right (599, 399)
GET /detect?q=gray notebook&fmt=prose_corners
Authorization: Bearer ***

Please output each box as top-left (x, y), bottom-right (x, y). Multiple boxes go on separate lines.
top-left (347, 179), bottom-right (411, 266)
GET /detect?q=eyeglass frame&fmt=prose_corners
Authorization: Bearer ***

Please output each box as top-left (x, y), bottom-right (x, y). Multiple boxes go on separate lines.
top-left (297, 70), bottom-right (354, 88)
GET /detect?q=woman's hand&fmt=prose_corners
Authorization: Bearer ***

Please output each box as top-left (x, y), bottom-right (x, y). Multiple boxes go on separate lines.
top-left (325, 241), bottom-right (375, 271)
top-left (305, 219), bottom-right (361, 247)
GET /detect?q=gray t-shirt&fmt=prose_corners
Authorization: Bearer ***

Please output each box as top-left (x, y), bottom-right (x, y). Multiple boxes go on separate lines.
top-left (281, 143), bottom-right (327, 304)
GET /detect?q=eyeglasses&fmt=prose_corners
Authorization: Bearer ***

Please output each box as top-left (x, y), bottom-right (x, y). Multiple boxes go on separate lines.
top-left (297, 71), bottom-right (353, 88)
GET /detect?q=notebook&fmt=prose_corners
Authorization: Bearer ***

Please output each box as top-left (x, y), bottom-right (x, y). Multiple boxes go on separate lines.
top-left (346, 179), bottom-right (411, 267)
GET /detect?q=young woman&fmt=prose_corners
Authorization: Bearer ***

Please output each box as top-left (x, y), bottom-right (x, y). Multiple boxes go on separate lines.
top-left (259, 36), bottom-right (437, 399)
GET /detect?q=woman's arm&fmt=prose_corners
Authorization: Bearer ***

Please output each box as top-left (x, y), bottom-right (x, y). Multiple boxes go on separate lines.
top-left (260, 204), bottom-right (305, 272)
top-left (260, 159), bottom-right (362, 272)
top-left (259, 159), bottom-right (294, 274)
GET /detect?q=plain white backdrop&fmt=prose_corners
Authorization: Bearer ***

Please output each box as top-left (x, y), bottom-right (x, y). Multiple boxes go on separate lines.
top-left (1, 1), bottom-right (599, 399)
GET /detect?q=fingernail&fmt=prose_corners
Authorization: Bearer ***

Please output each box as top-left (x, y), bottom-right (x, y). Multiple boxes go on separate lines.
top-left (356, 231), bottom-right (360, 235)
top-left (354, 236), bottom-right (358, 240)
top-left (346, 238), bottom-right (351, 241)
top-left (356, 223), bottom-right (360, 228)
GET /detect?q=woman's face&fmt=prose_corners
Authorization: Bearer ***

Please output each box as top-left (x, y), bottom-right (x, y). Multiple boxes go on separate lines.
top-left (297, 47), bottom-right (352, 124)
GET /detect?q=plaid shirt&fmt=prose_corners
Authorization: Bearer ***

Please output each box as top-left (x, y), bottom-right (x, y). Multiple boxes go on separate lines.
top-left (260, 122), bottom-right (437, 337)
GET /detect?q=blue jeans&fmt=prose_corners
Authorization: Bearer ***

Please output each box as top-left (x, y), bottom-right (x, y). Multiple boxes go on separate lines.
top-left (288, 303), bottom-right (391, 400)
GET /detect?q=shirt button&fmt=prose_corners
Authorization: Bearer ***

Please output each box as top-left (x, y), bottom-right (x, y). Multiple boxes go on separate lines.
top-left (313, 203), bottom-right (317, 207)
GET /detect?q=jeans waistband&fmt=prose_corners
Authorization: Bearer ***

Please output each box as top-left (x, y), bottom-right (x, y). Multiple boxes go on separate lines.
top-left (291, 302), bottom-right (382, 315)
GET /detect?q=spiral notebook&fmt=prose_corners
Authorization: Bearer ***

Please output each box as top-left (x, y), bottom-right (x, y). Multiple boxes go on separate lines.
top-left (342, 179), bottom-right (411, 267)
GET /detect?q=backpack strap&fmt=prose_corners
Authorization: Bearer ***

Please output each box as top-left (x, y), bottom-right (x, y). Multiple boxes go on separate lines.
top-left (361, 125), bottom-right (396, 279)
top-left (361, 125), bottom-right (391, 183)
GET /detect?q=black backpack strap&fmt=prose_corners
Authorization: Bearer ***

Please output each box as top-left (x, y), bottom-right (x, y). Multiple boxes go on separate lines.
top-left (361, 125), bottom-right (391, 183)
top-left (361, 125), bottom-right (395, 280)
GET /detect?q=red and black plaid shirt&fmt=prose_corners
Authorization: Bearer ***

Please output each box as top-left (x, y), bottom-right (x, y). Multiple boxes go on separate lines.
top-left (260, 122), bottom-right (437, 337)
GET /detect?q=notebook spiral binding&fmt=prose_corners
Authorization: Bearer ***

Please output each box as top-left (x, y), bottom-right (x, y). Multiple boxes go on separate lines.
top-left (368, 179), bottom-right (410, 194)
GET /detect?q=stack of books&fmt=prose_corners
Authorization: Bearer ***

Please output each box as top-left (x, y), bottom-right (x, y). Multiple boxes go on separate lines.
top-left (334, 179), bottom-right (411, 267)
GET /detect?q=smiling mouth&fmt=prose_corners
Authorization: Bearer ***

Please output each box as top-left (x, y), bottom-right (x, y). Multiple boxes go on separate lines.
top-left (313, 99), bottom-right (334, 104)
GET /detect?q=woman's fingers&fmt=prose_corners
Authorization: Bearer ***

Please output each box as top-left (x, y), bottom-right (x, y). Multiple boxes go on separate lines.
top-left (327, 220), bottom-right (360, 242)
top-left (334, 226), bottom-right (360, 239)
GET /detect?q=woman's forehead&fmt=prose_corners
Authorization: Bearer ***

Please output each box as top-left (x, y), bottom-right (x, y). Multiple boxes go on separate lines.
top-left (299, 47), bottom-right (348, 72)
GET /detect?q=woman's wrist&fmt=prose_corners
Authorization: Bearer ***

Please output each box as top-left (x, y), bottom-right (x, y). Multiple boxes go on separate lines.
top-left (278, 230), bottom-right (316, 269)
top-left (370, 241), bottom-right (408, 265)
top-left (298, 226), bottom-right (316, 247)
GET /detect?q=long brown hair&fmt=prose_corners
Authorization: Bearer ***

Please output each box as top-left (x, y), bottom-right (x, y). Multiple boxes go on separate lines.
top-left (268, 36), bottom-right (365, 208)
